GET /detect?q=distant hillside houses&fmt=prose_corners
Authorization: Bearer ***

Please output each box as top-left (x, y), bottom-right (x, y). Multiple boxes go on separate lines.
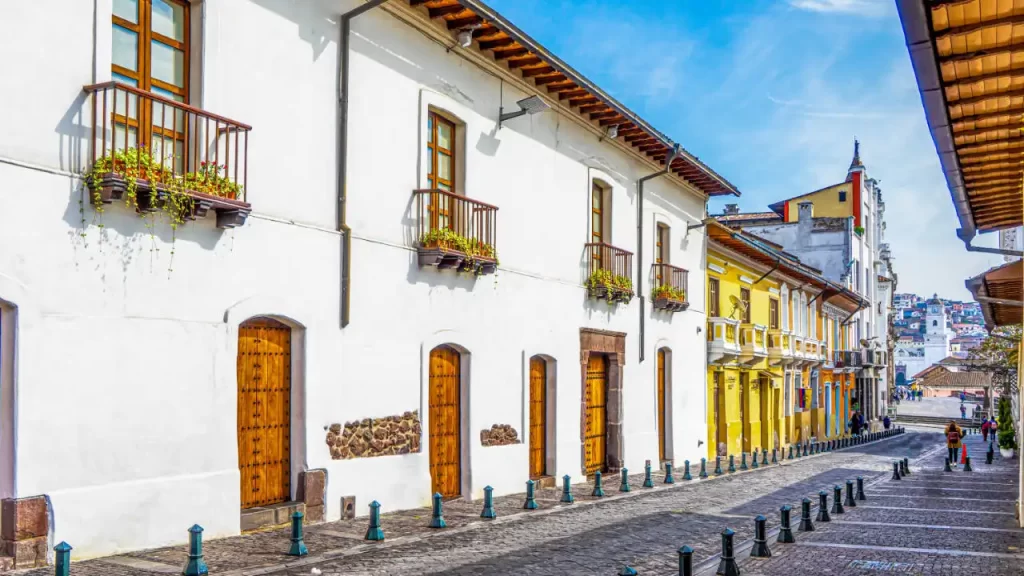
top-left (893, 293), bottom-right (983, 384)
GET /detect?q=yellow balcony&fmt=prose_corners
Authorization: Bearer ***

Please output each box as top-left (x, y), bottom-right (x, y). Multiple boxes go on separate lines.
top-left (767, 329), bottom-right (795, 367)
top-left (708, 317), bottom-right (742, 365)
top-left (739, 323), bottom-right (769, 366)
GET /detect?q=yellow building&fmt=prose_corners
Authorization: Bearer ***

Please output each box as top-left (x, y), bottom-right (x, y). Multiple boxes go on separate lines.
top-left (705, 222), bottom-right (864, 461)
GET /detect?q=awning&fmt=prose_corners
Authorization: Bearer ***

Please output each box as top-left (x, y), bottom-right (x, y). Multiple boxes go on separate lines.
top-left (965, 259), bottom-right (1023, 329)
top-left (757, 370), bottom-right (781, 380)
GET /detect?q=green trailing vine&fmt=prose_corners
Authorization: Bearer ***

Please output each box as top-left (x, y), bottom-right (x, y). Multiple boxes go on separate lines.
top-left (854, 225), bottom-right (865, 237)
top-left (585, 269), bottom-right (633, 302)
top-left (997, 396), bottom-right (1017, 451)
top-left (81, 146), bottom-right (244, 271)
top-left (420, 228), bottom-right (499, 275)
top-left (651, 284), bottom-right (686, 302)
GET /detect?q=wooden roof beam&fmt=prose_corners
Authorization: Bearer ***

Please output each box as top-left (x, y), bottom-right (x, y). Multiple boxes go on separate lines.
top-left (478, 37), bottom-right (515, 50)
top-left (950, 89), bottom-right (1024, 109)
top-left (447, 14), bottom-right (483, 29)
top-left (578, 103), bottom-right (608, 114)
top-left (545, 80), bottom-right (577, 93)
top-left (589, 111), bottom-right (618, 120)
top-left (568, 95), bottom-right (599, 107)
top-left (598, 116), bottom-right (624, 126)
top-left (951, 107), bottom-right (1024, 125)
top-left (492, 47), bottom-right (529, 60)
top-left (507, 55), bottom-right (542, 69)
top-left (937, 15), bottom-right (1024, 38)
top-left (558, 88), bottom-right (588, 100)
top-left (428, 4), bottom-right (467, 18)
top-left (520, 65), bottom-right (554, 78)
top-left (534, 73), bottom-right (567, 85)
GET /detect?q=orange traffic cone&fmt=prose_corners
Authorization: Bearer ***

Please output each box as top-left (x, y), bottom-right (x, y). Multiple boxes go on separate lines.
top-left (960, 443), bottom-right (968, 465)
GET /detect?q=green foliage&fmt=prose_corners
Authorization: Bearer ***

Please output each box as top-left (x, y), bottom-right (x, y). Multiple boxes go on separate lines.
top-left (853, 225), bottom-right (865, 236)
top-left (585, 269), bottom-right (633, 302)
top-left (997, 396), bottom-right (1017, 451)
top-left (651, 284), bottom-right (686, 302)
top-left (420, 228), bottom-right (499, 274)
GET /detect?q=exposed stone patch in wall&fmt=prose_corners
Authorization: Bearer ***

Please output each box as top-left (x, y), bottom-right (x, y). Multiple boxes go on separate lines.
top-left (812, 217), bottom-right (848, 232)
top-left (480, 424), bottom-right (520, 447)
top-left (326, 411), bottom-right (421, 459)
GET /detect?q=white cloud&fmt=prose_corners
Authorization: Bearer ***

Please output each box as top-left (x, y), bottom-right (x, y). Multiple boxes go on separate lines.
top-left (788, 0), bottom-right (890, 17)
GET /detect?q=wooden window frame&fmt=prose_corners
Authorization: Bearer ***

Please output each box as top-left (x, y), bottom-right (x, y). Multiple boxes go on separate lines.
top-left (769, 298), bottom-right (779, 330)
top-left (427, 111), bottom-right (456, 192)
top-left (655, 223), bottom-right (669, 284)
top-left (740, 287), bottom-right (751, 324)
top-left (708, 277), bottom-right (720, 318)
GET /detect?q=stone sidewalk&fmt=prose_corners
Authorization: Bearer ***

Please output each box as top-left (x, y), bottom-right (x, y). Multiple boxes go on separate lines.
top-left (727, 432), bottom-right (1023, 576)
top-left (24, 429), bottom-right (935, 575)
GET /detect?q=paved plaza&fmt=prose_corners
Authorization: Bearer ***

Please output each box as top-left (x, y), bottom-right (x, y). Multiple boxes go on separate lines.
top-left (29, 427), bottom-right (1021, 575)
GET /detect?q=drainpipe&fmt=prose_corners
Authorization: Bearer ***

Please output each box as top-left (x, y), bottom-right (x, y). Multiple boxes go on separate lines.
top-left (338, 0), bottom-right (389, 328)
top-left (959, 230), bottom-right (1024, 258)
top-left (637, 144), bottom-right (681, 363)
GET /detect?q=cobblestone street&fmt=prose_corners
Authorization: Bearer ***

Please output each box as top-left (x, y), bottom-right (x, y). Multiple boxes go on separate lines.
top-left (31, 428), bottom-right (1021, 576)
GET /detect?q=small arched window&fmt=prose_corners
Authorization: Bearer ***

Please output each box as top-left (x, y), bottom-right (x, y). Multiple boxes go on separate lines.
top-left (932, 320), bottom-right (937, 327)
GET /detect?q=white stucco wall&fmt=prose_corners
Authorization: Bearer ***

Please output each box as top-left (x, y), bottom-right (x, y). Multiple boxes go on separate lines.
top-left (0, 0), bottom-right (713, 558)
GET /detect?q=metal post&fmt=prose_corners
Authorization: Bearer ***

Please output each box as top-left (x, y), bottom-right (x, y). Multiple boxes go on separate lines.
top-left (751, 515), bottom-right (772, 557)
top-left (788, 445), bottom-right (794, 460)
top-left (831, 485), bottom-right (845, 515)
top-left (592, 471), bottom-right (606, 497)
top-left (751, 449), bottom-right (759, 469)
top-left (430, 493), bottom-right (447, 528)
top-left (902, 457), bottom-right (911, 475)
top-left (643, 463), bottom-right (654, 488)
top-left (183, 525), bottom-right (209, 576)
top-left (964, 456), bottom-right (973, 472)
top-left (683, 460), bottom-right (693, 481)
top-left (288, 511), bottom-right (308, 557)
top-left (798, 498), bottom-right (814, 532)
top-left (55, 542), bottom-right (72, 576)
top-left (944, 458), bottom-right (952, 472)
top-left (891, 461), bottom-right (901, 480)
top-left (365, 501), bottom-right (385, 540)
top-left (620, 468), bottom-right (631, 492)
top-left (742, 452), bottom-right (750, 470)
top-left (678, 545), bottom-right (693, 576)
top-left (856, 476), bottom-right (866, 501)
top-left (987, 443), bottom-right (994, 465)
top-left (816, 491), bottom-right (831, 522)
top-left (714, 457), bottom-right (723, 476)
top-left (717, 529), bottom-right (741, 576)
top-left (777, 506), bottom-right (795, 543)
top-left (728, 455), bottom-right (736, 473)
top-left (561, 475), bottom-right (575, 503)
top-left (772, 448), bottom-right (778, 464)
top-left (762, 449), bottom-right (769, 466)
top-left (524, 480), bottom-right (539, 509)
top-left (664, 462), bottom-right (675, 484)
top-left (481, 486), bottom-right (497, 519)
top-left (699, 458), bottom-right (709, 479)
top-left (844, 480), bottom-right (856, 508)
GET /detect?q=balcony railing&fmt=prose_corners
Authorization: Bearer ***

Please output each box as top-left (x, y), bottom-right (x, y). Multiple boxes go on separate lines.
top-left (585, 242), bottom-right (634, 302)
top-left (740, 323), bottom-right (768, 365)
top-left (708, 317), bottom-right (741, 364)
top-left (651, 263), bottom-right (688, 312)
top-left (768, 329), bottom-right (794, 366)
top-left (414, 189), bottom-right (499, 275)
top-left (83, 81), bottom-right (252, 228)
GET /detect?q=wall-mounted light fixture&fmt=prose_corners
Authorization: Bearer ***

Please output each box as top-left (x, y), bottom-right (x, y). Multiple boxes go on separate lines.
top-left (498, 96), bottom-right (549, 128)
top-left (606, 124), bottom-right (619, 139)
top-left (457, 28), bottom-right (474, 48)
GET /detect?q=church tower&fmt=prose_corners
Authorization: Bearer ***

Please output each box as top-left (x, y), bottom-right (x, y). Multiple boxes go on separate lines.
top-left (923, 294), bottom-right (951, 365)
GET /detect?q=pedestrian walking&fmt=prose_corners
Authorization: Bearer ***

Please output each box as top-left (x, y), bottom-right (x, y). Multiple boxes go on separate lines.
top-left (883, 415), bottom-right (891, 430)
top-left (982, 418), bottom-right (991, 441)
top-left (850, 411), bottom-right (863, 436)
top-left (960, 403), bottom-right (967, 419)
top-left (946, 420), bottom-right (964, 468)
top-left (960, 390), bottom-right (966, 403)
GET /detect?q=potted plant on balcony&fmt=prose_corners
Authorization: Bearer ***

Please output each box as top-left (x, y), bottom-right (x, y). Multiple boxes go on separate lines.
top-left (651, 284), bottom-right (687, 312)
top-left (997, 397), bottom-right (1017, 458)
top-left (585, 270), bottom-right (633, 303)
top-left (854, 225), bottom-right (865, 237)
top-left (418, 229), bottom-right (498, 275)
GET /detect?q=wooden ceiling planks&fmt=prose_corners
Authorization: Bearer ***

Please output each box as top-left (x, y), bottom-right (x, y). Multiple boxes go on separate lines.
top-left (406, 0), bottom-right (738, 196)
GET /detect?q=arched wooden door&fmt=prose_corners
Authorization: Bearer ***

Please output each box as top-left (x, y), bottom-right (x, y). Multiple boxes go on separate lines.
top-left (529, 357), bottom-right (547, 479)
top-left (429, 346), bottom-right (461, 498)
top-left (237, 318), bottom-right (292, 509)
top-left (583, 354), bottom-right (607, 474)
top-left (656, 349), bottom-right (668, 463)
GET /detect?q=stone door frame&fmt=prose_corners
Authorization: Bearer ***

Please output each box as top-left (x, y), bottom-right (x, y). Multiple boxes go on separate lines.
top-left (579, 328), bottom-right (626, 474)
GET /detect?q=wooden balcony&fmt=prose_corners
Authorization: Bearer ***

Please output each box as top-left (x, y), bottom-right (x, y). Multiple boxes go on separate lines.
top-left (707, 317), bottom-right (741, 365)
top-left (83, 81), bottom-right (252, 229)
top-left (650, 263), bottom-right (688, 312)
top-left (739, 323), bottom-right (768, 366)
top-left (585, 243), bottom-right (634, 303)
top-left (414, 189), bottom-right (498, 276)
top-left (767, 329), bottom-right (794, 367)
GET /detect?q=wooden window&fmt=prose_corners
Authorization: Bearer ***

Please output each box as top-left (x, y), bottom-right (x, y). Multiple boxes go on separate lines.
top-left (740, 288), bottom-right (751, 323)
top-left (655, 224), bottom-right (669, 284)
top-left (427, 111), bottom-right (456, 192)
top-left (769, 298), bottom-right (779, 330)
top-left (709, 277), bottom-right (720, 317)
top-left (112, 0), bottom-right (190, 168)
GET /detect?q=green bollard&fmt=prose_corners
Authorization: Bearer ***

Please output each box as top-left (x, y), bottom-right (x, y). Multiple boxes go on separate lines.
top-left (762, 449), bottom-right (769, 466)
top-left (777, 506), bottom-right (795, 544)
top-left (699, 458), bottom-right (709, 479)
top-left (683, 460), bottom-right (693, 481)
top-left (717, 529), bottom-right (741, 576)
top-left (561, 475), bottom-right (575, 503)
top-left (183, 525), bottom-right (209, 576)
top-left (664, 462), bottom-right (675, 484)
top-left (844, 480), bottom-right (856, 508)
top-left (524, 479), bottom-right (539, 509)
top-left (643, 463), bottom-right (654, 488)
top-left (751, 515), bottom-right (772, 557)
top-left (678, 545), bottom-right (694, 576)
top-left (714, 456), bottom-right (723, 476)
top-left (902, 457), bottom-right (911, 475)
top-left (593, 471), bottom-right (606, 497)
top-left (788, 445), bottom-right (794, 459)
top-left (365, 500), bottom-right (385, 540)
top-left (620, 468), bottom-right (631, 492)
top-left (892, 461), bottom-right (902, 480)
top-left (429, 493), bottom-right (447, 528)
top-left (831, 485), bottom-right (844, 515)
top-left (772, 448), bottom-right (778, 464)
top-left (964, 457), bottom-right (973, 472)
top-left (481, 486), bottom-right (497, 519)
top-left (798, 498), bottom-right (814, 532)
top-left (55, 542), bottom-right (72, 576)
top-left (816, 491), bottom-right (830, 522)
top-left (288, 511), bottom-right (308, 557)
top-left (751, 449), bottom-right (759, 469)
top-left (856, 476), bottom-right (866, 501)
top-left (728, 455), bottom-right (736, 473)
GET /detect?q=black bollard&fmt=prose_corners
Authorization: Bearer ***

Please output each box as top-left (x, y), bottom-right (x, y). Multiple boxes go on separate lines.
top-left (903, 457), bottom-right (911, 475)
top-left (831, 485), bottom-right (845, 515)
top-left (804, 442), bottom-right (810, 456)
top-left (524, 480), bottom-right (539, 510)
top-left (183, 525), bottom-right (208, 576)
top-left (892, 461), bottom-right (901, 480)
top-left (699, 457), bottom-right (709, 479)
top-left (665, 462), bottom-right (676, 484)
top-left (816, 491), bottom-right (831, 522)
top-left (741, 452), bottom-right (749, 471)
top-left (643, 463), bottom-right (654, 488)
top-left (788, 445), bottom-right (794, 459)
top-left (762, 449), bottom-right (769, 466)
top-left (964, 456), bottom-right (973, 472)
top-left (55, 542), bottom-right (72, 576)
top-left (593, 471), bottom-right (606, 497)
top-left (288, 511), bottom-right (308, 556)
top-left (717, 528), bottom-right (741, 576)
top-left (728, 454), bottom-right (737, 473)
top-left (844, 480), bottom-right (856, 508)
top-left (678, 545), bottom-right (693, 576)
top-left (987, 444), bottom-right (994, 465)
top-left (856, 476), bottom-right (866, 501)
top-left (751, 450), bottom-right (759, 469)
top-left (429, 493), bottom-right (447, 528)
top-left (899, 459), bottom-right (907, 476)
top-left (772, 448), bottom-right (778, 464)
top-left (944, 458), bottom-right (953, 472)
top-left (481, 486), bottom-right (497, 519)
top-left (366, 500), bottom-right (385, 540)
top-left (683, 460), bottom-right (693, 481)
top-left (751, 514), bottom-right (772, 558)
top-left (561, 473), bottom-right (577, 500)
top-left (620, 468), bottom-right (631, 492)
top-left (714, 456), bottom-right (723, 476)
top-left (777, 505), bottom-right (795, 543)
top-left (798, 498), bottom-right (815, 532)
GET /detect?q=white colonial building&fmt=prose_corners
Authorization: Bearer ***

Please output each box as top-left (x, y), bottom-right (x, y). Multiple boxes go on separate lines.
top-left (0, 0), bottom-right (739, 563)
top-left (895, 295), bottom-right (953, 380)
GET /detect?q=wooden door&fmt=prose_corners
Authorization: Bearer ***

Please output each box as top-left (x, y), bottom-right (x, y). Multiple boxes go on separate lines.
top-left (656, 349), bottom-right (667, 462)
top-left (429, 346), bottom-right (461, 498)
top-left (760, 378), bottom-right (771, 450)
top-left (237, 318), bottom-right (291, 509)
top-left (583, 354), bottom-right (607, 474)
top-left (740, 372), bottom-right (749, 452)
top-left (714, 372), bottom-right (724, 454)
top-left (529, 357), bottom-right (547, 479)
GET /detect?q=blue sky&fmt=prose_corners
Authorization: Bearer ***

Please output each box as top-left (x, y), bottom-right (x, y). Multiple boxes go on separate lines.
top-left (487, 0), bottom-right (1005, 300)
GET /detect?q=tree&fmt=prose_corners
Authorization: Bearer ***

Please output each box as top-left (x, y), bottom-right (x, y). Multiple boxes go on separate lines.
top-left (966, 324), bottom-right (1020, 397)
